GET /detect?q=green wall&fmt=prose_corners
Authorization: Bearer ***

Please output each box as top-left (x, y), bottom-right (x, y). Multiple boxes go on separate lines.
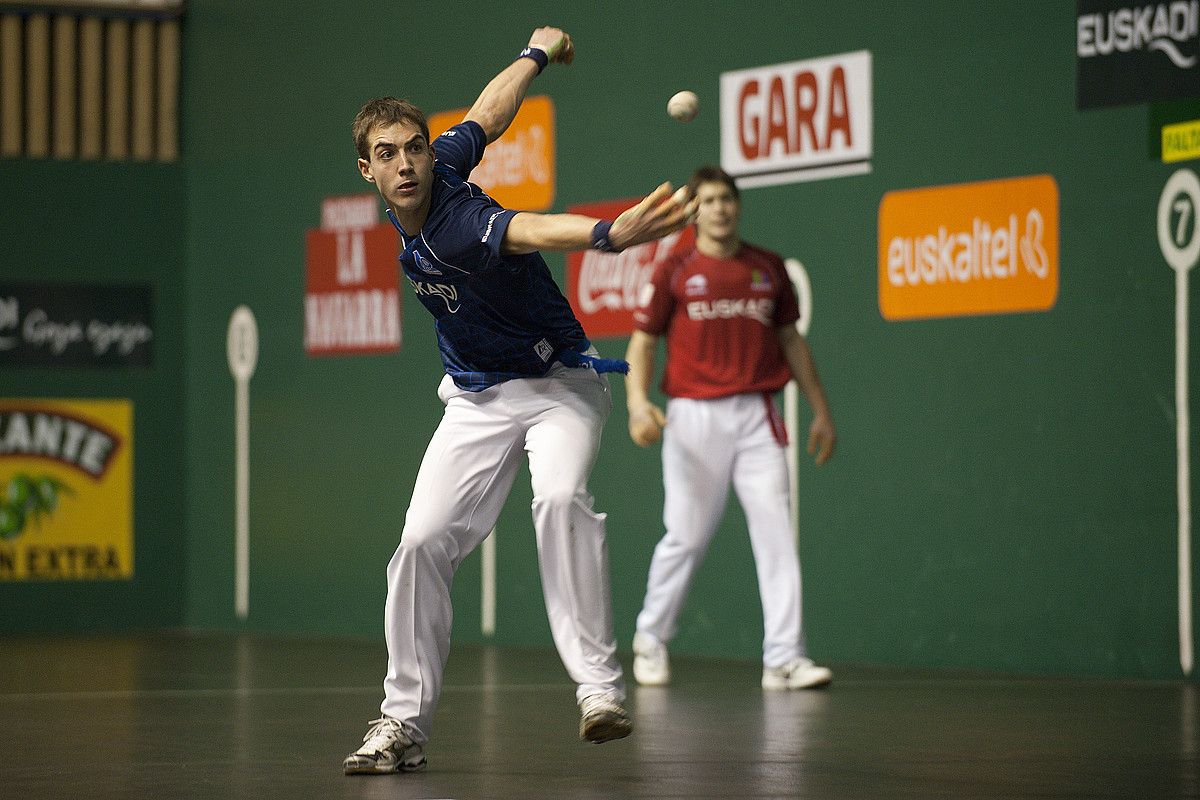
top-left (134, 0), bottom-right (1192, 679)
top-left (0, 159), bottom-right (188, 630)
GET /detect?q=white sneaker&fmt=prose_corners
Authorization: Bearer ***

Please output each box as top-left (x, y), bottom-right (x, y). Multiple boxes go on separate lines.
top-left (343, 716), bottom-right (427, 774)
top-left (632, 631), bottom-right (670, 686)
top-left (761, 657), bottom-right (833, 690)
top-left (579, 693), bottom-right (633, 743)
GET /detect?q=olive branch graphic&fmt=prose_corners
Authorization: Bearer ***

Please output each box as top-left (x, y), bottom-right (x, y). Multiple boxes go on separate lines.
top-left (0, 474), bottom-right (74, 540)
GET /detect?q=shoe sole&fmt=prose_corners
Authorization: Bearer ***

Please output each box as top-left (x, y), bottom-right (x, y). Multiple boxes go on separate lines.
top-left (343, 756), bottom-right (428, 775)
top-left (633, 659), bottom-right (670, 686)
top-left (580, 714), bottom-right (633, 744)
top-left (762, 675), bottom-right (833, 690)
top-left (634, 676), bottom-right (670, 687)
top-left (632, 668), bottom-right (670, 687)
top-left (633, 650), bottom-right (670, 687)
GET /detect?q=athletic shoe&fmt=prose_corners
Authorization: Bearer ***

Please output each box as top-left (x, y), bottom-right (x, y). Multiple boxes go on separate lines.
top-left (343, 716), bottom-right (427, 774)
top-left (579, 693), bottom-right (633, 743)
top-left (632, 631), bottom-right (670, 686)
top-left (761, 657), bottom-right (833, 690)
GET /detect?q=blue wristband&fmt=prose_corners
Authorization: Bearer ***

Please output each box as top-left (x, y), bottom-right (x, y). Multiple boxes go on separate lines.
top-left (591, 220), bottom-right (622, 253)
top-left (516, 47), bottom-right (549, 74)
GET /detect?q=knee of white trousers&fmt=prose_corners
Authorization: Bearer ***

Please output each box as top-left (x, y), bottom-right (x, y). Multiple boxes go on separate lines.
top-left (658, 527), bottom-right (715, 561)
top-left (531, 488), bottom-right (604, 531)
top-left (386, 539), bottom-right (436, 589)
top-left (386, 529), bottom-right (455, 592)
top-left (531, 485), bottom-right (583, 513)
top-left (392, 508), bottom-right (469, 572)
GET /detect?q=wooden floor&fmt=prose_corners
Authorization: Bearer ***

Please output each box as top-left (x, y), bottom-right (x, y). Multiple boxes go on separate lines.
top-left (0, 632), bottom-right (1195, 799)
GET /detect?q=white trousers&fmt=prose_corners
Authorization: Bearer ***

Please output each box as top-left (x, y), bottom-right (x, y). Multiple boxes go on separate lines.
top-left (381, 364), bottom-right (624, 744)
top-left (636, 393), bottom-right (806, 668)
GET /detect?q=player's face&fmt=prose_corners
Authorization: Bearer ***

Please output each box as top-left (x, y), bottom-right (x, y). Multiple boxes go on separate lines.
top-left (358, 120), bottom-right (435, 223)
top-left (693, 181), bottom-right (741, 243)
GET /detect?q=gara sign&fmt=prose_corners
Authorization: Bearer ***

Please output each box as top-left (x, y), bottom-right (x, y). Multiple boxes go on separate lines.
top-left (720, 50), bottom-right (872, 188)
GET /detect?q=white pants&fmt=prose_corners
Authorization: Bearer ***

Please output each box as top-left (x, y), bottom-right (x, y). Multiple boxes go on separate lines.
top-left (381, 364), bottom-right (624, 744)
top-left (636, 393), bottom-right (806, 668)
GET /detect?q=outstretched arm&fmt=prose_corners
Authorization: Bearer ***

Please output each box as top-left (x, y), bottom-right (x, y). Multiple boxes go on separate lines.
top-left (465, 27), bottom-right (574, 143)
top-left (501, 183), bottom-right (698, 255)
top-left (777, 324), bottom-right (836, 465)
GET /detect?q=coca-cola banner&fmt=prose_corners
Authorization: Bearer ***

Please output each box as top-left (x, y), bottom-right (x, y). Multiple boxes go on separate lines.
top-left (565, 199), bottom-right (696, 339)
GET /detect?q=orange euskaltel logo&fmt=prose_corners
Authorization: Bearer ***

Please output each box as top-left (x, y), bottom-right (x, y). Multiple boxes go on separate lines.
top-left (878, 175), bottom-right (1059, 321)
top-left (428, 95), bottom-right (555, 211)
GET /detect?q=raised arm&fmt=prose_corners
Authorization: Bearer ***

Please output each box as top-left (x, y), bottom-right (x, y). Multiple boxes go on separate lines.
top-left (465, 27), bottom-right (574, 143)
top-left (777, 324), bottom-right (836, 465)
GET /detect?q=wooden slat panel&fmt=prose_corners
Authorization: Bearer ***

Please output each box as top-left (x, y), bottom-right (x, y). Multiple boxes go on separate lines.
top-left (78, 15), bottom-right (101, 159)
top-left (52, 13), bottom-right (76, 159)
top-left (24, 13), bottom-right (48, 158)
top-left (130, 17), bottom-right (151, 160)
top-left (104, 16), bottom-right (128, 159)
top-left (0, 1), bottom-right (183, 12)
top-left (155, 17), bottom-right (177, 161)
top-left (0, 14), bottom-right (21, 156)
top-left (3, 8), bottom-right (182, 163)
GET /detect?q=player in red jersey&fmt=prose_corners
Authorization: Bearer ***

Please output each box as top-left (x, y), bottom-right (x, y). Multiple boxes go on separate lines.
top-left (624, 164), bottom-right (836, 690)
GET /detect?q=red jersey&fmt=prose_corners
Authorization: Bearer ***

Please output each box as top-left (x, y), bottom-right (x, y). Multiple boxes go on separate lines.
top-left (633, 243), bottom-right (799, 400)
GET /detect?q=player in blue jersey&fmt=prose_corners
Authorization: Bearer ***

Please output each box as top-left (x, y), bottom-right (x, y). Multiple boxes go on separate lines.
top-left (342, 27), bottom-right (697, 775)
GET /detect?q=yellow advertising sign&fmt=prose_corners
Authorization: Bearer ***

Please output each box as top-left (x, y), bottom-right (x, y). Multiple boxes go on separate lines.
top-left (1163, 120), bottom-right (1200, 163)
top-left (428, 95), bottom-right (556, 211)
top-left (878, 175), bottom-right (1059, 321)
top-left (0, 399), bottom-right (133, 581)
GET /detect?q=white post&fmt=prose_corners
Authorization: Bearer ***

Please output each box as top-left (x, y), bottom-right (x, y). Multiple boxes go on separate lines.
top-left (482, 528), bottom-right (496, 636)
top-left (1158, 168), bottom-right (1200, 676)
top-left (785, 383), bottom-right (799, 533)
top-left (783, 259), bottom-right (813, 544)
top-left (1177, 267), bottom-right (1193, 676)
top-left (227, 306), bottom-right (258, 621)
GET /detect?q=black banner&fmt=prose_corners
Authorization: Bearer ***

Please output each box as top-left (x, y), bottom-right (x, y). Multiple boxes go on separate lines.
top-left (1077, 1), bottom-right (1200, 109)
top-left (0, 284), bottom-right (154, 367)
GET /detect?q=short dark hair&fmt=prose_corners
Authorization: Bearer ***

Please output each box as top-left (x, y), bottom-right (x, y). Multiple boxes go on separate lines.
top-left (688, 164), bottom-right (740, 200)
top-left (352, 97), bottom-right (430, 161)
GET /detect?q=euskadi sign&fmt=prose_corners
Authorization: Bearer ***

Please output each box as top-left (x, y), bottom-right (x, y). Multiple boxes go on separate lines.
top-left (1077, 1), bottom-right (1200, 108)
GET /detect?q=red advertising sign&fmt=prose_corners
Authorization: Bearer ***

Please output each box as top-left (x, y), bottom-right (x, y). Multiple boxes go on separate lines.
top-left (304, 194), bottom-right (402, 356)
top-left (565, 199), bottom-right (695, 339)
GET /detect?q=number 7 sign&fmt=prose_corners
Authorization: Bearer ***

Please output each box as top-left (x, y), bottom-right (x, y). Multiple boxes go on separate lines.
top-left (1158, 168), bottom-right (1200, 676)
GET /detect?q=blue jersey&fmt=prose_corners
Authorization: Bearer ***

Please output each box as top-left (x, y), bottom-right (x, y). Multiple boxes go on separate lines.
top-left (388, 121), bottom-right (589, 391)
